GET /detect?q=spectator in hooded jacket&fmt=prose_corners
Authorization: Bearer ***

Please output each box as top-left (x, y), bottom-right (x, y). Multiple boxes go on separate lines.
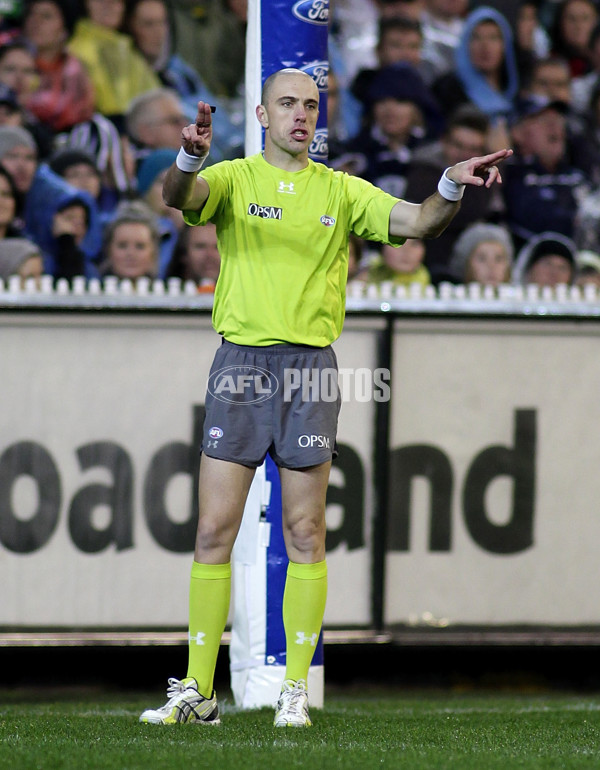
top-left (431, 6), bottom-right (519, 150)
top-left (0, 124), bottom-right (102, 278)
top-left (48, 147), bottom-right (117, 226)
top-left (512, 231), bottom-right (578, 286)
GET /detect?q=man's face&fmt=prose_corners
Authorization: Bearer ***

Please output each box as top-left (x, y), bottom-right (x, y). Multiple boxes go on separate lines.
top-left (258, 72), bottom-right (319, 161)
top-left (561, 0), bottom-right (598, 50)
top-left (529, 62), bottom-right (571, 104)
top-left (442, 125), bottom-right (486, 165)
top-left (24, 1), bottom-right (68, 53)
top-left (129, 0), bottom-right (168, 62)
top-left (526, 254), bottom-right (573, 286)
top-left (514, 109), bottom-right (566, 168)
top-left (0, 48), bottom-right (38, 102)
top-left (378, 29), bottom-right (422, 67)
top-left (1, 143), bottom-right (37, 193)
top-left (185, 223), bottom-right (221, 282)
top-left (138, 96), bottom-right (188, 150)
top-left (372, 98), bottom-right (419, 143)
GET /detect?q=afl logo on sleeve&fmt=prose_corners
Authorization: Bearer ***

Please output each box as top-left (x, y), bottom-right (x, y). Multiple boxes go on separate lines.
top-left (320, 215), bottom-right (335, 227)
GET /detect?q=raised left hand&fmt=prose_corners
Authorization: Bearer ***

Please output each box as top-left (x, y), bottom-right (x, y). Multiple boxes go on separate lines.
top-left (447, 148), bottom-right (513, 189)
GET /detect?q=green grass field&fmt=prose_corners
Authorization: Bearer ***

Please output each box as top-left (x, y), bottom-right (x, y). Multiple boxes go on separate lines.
top-left (2, 688), bottom-right (600, 769)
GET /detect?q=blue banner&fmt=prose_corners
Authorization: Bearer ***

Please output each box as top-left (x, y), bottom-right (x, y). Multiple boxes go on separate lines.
top-left (261, 0), bottom-right (329, 161)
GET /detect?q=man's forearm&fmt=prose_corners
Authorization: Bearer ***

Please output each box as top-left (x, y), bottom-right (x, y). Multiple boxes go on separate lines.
top-left (162, 149), bottom-right (209, 211)
top-left (416, 191), bottom-right (462, 238)
top-left (162, 166), bottom-right (200, 209)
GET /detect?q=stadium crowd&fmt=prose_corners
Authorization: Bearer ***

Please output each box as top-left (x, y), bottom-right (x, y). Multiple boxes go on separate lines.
top-left (0, 0), bottom-right (600, 291)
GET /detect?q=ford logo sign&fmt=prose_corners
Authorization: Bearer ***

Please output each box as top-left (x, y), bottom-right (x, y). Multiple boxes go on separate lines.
top-left (309, 128), bottom-right (328, 160)
top-left (299, 60), bottom-right (328, 90)
top-left (292, 0), bottom-right (328, 26)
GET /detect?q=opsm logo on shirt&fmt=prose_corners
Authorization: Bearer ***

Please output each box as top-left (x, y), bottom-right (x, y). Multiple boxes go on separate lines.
top-left (247, 203), bottom-right (282, 219)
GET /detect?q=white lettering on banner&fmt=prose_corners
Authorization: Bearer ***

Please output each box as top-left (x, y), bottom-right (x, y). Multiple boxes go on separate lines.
top-left (0, 410), bottom-right (366, 558)
top-left (5, 312), bottom-right (595, 628)
top-left (295, 631), bottom-right (318, 646)
top-left (0, 316), bottom-right (373, 628)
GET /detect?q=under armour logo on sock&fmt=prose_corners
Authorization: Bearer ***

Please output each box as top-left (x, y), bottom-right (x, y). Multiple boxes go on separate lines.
top-left (295, 631), bottom-right (318, 646)
top-left (189, 631), bottom-right (206, 645)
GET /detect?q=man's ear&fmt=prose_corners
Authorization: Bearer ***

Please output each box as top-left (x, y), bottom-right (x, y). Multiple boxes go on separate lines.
top-left (256, 104), bottom-right (269, 129)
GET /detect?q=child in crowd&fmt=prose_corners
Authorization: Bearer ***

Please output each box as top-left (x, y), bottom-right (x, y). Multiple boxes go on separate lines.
top-left (358, 238), bottom-right (430, 287)
top-left (449, 222), bottom-right (514, 286)
top-left (0, 236), bottom-right (42, 285)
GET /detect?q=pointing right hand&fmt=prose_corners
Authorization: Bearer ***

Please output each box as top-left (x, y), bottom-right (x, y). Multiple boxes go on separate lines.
top-left (181, 101), bottom-right (213, 159)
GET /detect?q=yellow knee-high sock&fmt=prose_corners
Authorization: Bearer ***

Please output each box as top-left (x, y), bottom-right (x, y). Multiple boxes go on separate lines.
top-left (282, 560), bottom-right (327, 683)
top-left (186, 561), bottom-right (231, 697)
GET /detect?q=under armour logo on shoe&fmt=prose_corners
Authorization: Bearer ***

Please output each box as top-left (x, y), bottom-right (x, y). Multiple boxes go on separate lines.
top-left (295, 631), bottom-right (318, 646)
top-left (189, 631), bottom-right (206, 645)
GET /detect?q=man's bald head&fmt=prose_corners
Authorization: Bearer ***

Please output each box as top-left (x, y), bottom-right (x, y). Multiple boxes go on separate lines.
top-left (261, 68), bottom-right (319, 107)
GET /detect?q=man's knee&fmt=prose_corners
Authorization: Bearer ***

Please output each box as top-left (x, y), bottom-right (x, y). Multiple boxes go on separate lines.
top-left (284, 513), bottom-right (326, 555)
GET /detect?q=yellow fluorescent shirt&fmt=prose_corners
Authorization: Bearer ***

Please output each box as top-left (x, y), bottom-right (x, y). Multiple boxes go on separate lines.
top-left (184, 153), bottom-right (405, 347)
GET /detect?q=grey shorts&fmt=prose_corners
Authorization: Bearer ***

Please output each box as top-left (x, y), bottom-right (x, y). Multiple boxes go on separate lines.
top-left (202, 340), bottom-right (341, 469)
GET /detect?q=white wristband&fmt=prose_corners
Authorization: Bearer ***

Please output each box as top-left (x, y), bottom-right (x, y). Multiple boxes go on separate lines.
top-left (176, 147), bottom-right (204, 173)
top-left (437, 168), bottom-right (465, 201)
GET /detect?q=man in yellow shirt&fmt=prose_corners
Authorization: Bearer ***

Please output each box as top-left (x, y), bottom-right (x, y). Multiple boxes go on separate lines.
top-left (140, 68), bottom-right (511, 728)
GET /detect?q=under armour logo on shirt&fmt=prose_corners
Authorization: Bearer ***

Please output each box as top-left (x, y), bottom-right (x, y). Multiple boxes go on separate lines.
top-left (295, 631), bottom-right (318, 646)
top-left (189, 631), bottom-right (206, 645)
top-left (278, 181), bottom-right (295, 194)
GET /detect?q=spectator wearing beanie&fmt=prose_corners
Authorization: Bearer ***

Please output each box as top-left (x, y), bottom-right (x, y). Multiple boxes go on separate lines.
top-left (0, 236), bottom-right (43, 285)
top-left (449, 222), bottom-right (514, 286)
